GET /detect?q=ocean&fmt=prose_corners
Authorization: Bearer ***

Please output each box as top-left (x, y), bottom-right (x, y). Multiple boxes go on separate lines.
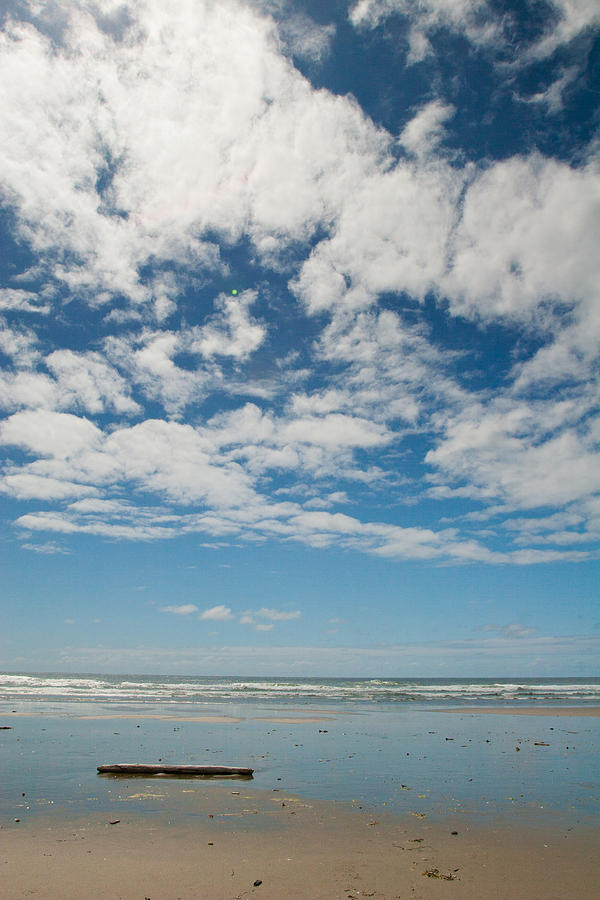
top-left (2, 672), bottom-right (600, 708)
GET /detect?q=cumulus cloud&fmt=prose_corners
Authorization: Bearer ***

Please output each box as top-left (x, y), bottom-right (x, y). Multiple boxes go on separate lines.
top-left (0, 409), bottom-right (102, 458)
top-left (0, 0), bottom-right (386, 312)
top-left (160, 604), bottom-right (199, 616)
top-left (443, 154), bottom-right (600, 329)
top-left (0, 0), bottom-right (598, 573)
top-left (240, 607), bottom-right (301, 627)
top-left (426, 398), bottom-right (600, 512)
top-left (199, 605), bottom-right (234, 620)
top-left (188, 291), bottom-right (266, 360)
top-left (257, 607), bottom-right (300, 620)
top-left (0, 321), bottom-right (41, 368)
top-left (45, 350), bottom-right (141, 415)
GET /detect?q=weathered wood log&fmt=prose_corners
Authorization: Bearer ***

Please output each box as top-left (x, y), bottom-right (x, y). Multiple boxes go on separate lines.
top-left (97, 763), bottom-right (253, 777)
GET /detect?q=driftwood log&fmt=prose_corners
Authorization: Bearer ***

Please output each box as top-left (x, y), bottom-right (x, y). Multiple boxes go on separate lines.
top-left (97, 763), bottom-right (253, 777)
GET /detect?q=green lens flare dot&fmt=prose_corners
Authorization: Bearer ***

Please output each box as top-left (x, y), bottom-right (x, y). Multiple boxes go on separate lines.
top-left (232, 289), bottom-right (238, 295)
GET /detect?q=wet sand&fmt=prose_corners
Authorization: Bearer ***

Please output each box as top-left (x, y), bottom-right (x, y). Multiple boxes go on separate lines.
top-left (2, 703), bottom-right (598, 896)
top-left (76, 713), bottom-right (245, 723)
top-left (2, 787), bottom-right (598, 899)
top-left (440, 706), bottom-right (600, 717)
top-left (2, 712), bottom-right (337, 724)
top-left (255, 716), bottom-right (335, 724)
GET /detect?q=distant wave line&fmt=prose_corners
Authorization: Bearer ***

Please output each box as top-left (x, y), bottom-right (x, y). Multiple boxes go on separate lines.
top-left (1, 673), bottom-right (599, 705)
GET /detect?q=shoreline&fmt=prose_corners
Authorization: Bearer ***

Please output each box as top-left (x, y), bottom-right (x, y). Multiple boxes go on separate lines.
top-left (436, 706), bottom-right (600, 717)
top-left (3, 704), bottom-right (599, 721)
top-left (2, 787), bottom-right (599, 899)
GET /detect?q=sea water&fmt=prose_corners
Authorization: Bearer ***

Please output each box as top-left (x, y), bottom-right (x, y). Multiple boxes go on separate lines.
top-left (1, 673), bottom-right (599, 827)
top-left (1, 672), bottom-right (599, 707)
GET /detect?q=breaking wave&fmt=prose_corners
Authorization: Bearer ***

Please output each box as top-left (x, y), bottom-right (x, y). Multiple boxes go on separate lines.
top-left (1, 673), bottom-right (599, 706)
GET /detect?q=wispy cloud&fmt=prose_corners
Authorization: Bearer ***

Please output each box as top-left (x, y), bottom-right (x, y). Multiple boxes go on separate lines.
top-left (254, 608), bottom-right (301, 621)
top-left (199, 605), bottom-right (234, 621)
top-left (41, 632), bottom-right (600, 676)
top-left (160, 604), bottom-right (199, 616)
top-left (239, 607), bottom-right (301, 629)
top-left (21, 540), bottom-right (70, 554)
top-left (482, 623), bottom-right (538, 639)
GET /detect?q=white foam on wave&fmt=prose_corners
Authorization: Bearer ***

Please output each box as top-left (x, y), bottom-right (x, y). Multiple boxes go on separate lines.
top-left (1, 673), bottom-right (599, 705)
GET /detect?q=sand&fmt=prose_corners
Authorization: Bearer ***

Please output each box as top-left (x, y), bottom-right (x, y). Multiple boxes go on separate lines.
top-left (2, 788), bottom-right (598, 899)
top-left (254, 716), bottom-right (335, 724)
top-left (75, 714), bottom-right (246, 723)
top-left (439, 706), bottom-right (600, 717)
top-left (3, 712), bottom-right (336, 724)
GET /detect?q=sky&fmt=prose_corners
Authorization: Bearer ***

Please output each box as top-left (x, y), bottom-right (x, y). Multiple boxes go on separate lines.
top-left (1, 0), bottom-right (599, 676)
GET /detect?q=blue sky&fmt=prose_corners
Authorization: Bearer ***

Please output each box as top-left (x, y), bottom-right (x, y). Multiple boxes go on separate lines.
top-left (1, 0), bottom-right (599, 676)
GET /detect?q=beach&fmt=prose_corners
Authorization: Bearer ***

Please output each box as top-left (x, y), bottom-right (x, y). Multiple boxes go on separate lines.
top-left (442, 706), bottom-right (600, 717)
top-left (1, 675), bottom-right (599, 897)
top-left (3, 787), bottom-right (599, 900)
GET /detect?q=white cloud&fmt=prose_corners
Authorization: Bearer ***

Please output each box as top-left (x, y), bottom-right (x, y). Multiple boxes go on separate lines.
top-left (104, 330), bottom-right (212, 416)
top-left (241, 607), bottom-right (301, 623)
top-left (1, 473), bottom-right (99, 500)
top-left (482, 623), bottom-right (538, 638)
top-left (281, 414), bottom-right (392, 448)
top-left (279, 14), bottom-right (335, 63)
top-left (349, 0), bottom-right (600, 65)
top-left (426, 399), bottom-right (600, 512)
top-left (199, 604), bottom-right (234, 620)
top-left (0, 409), bottom-right (102, 458)
top-left (8, 484), bottom-right (501, 563)
top-left (400, 101), bottom-right (455, 156)
top-left (443, 154), bottom-right (600, 331)
top-left (0, 321), bottom-right (41, 368)
top-left (517, 66), bottom-right (580, 114)
top-left (45, 350), bottom-right (141, 415)
top-left (0, 371), bottom-right (59, 412)
top-left (0, 0), bottom-right (598, 571)
top-left (527, 0), bottom-right (600, 60)
top-left (304, 491), bottom-right (349, 509)
top-left (0, 0), bottom-right (386, 310)
top-left (188, 290), bottom-right (266, 360)
top-left (160, 604), bottom-right (199, 616)
top-left (21, 540), bottom-right (70, 554)
top-left (15, 510), bottom-right (176, 541)
top-left (104, 419), bottom-right (258, 507)
top-left (311, 308), bottom-right (462, 427)
top-left (293, 157), bottom-right (462, 315)
top-left (350, 0), bottom-right (489, 33)
top-left (0, 289), bottom-right (50, 314)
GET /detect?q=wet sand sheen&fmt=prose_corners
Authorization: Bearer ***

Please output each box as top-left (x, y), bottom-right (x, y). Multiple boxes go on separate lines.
top-left (438, 706), bottom-right (600, 717)
top-left (2, 712), bottom-right (337, 724)
top-left (76, 713), bottom-right (245, 722)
